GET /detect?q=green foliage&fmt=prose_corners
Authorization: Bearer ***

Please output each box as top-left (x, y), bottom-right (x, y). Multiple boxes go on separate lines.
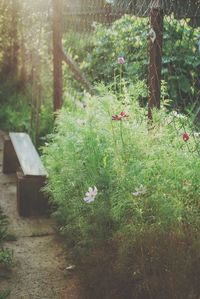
top-left (0, 77), bottom-right (54, 146)
top-left (37, 102), bottom-right (54, 145)
top-left (163, 17), bottom-right (200, 110)
top-left (84, 15), bottom-right (148, 84)
top-left (0, 249), bottom-right (13, 268)
top-left (0, 94), bottom-right (31, 133)
top-left (0, 0), bottom-right (54, 143)
top-left (62, 31), bottom-right (95, 94)
top-left (0, 206), bottom-right (13, 272)
top-left (0, 207), bottom-right (8, 244)
top-left (64, 15), bottom-right (200, 110)
top-left (43, 85), bottom-right (200, 232)
top-left (43, 84), bottom-right (200, 297)
top-left (63, 31), bottom-right (94, 64)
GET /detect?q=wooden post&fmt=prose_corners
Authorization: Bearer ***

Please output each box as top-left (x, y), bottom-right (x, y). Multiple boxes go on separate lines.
top-left (53, 0), bottom-right (63, 111)
top-left (17, 172), bottom-right (47, 217)
top-left (148, 1), bottom-right (163, 119)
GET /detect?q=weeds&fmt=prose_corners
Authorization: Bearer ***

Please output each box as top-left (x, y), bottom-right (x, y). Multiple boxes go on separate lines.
top-left (0, 207), bottom-right (13, 278)
top-left (0, 289), bottom-right (11, 299)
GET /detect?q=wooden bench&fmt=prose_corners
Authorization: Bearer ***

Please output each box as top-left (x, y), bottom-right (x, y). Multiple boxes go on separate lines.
top-left (3, 132), bottom-right (48, 217)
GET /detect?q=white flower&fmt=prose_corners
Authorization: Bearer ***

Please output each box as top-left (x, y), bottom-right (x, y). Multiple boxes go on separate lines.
top-left (76, 118), bottom-right (86, 126)
top-left (132, 185), bottom-right (147, 197)
top-left (83, 186), bottom-right (98, 203)
top-left (117, 56), bottom-right (125, 65)
top-left (193, 132), bottom-right (200, 138)
top-left (171, 111), bottom-right (186, 119)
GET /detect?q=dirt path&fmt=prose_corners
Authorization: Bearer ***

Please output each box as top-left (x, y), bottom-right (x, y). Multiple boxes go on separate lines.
top-left (0, 131), bottom-right (81, 299)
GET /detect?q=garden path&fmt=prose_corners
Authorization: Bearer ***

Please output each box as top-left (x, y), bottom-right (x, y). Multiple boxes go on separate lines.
top-left (0, 131), bottom-right (81, 299)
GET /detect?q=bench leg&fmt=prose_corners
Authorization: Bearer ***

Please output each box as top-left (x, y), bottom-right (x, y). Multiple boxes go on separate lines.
top-left (17, 172), bottom-right (48, 217)
top-left (3, 138), bottom-right (19, 174)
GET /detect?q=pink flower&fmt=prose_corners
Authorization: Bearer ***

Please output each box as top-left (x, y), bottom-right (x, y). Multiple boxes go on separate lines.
top-left (112, 114), bottom-right (122, 121)
top-left (183, 132), bottom-right (189, 142)
top-left (120, 111), bottom-right (128, 118)
top-left (112, 111), bottom-right (128, 121)
top-left (117, 56), bottom-right (125, 65)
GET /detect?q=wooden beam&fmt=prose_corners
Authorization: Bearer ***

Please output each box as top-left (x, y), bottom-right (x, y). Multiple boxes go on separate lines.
top-left (9, 133), bottom-right (47, 177)
top-left (53, 0), bottom-right (63, 111)
top-left (62, 49), bottom-right (95, 95)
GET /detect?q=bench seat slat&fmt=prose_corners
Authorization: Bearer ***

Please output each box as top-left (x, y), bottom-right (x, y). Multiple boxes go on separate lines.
top-left (9, 132), bottom-right (47, 177)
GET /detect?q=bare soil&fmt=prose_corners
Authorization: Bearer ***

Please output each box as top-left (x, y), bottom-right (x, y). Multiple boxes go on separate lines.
top-left (0, 131), bottom-right (82, 299)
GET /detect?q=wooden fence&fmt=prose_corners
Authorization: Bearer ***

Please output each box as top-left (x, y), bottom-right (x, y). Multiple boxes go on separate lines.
top-left (62, 0), bottom-right (200, 31)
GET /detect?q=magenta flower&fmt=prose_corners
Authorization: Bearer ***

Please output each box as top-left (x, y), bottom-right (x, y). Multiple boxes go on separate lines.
top-left (120, 111), bottom-right (128, 118)
top-left (183, 132), bottom-right (189, 142)
top-left (112, 111), bottom-right (128, 121)
top-left (117, 56), bottom-right (125, 65)
top-left (112, 114), bottom-right (122, 121)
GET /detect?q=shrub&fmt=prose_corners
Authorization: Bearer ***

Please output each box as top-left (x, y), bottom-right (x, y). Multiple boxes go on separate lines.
top-left (43, 84), bottom-right (200, 298)
top-left (83, 15), bottom-right (148, 85)
top-left (63, 15), bottom-right (200, 111)
top-left (0, 78), bottom-right (54, 146)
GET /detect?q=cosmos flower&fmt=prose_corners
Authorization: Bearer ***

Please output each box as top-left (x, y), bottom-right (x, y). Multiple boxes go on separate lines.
top-left (193, 132), bottom-right (200, 138)
top-left (117, 56), bottom-right (125, 65)
top-left (183, 132), bottom-right (189, 142)
top-left (83, 186), bottom-right (98, 203)
top-left (112, 111), bottom-right (128, 121)
top-left (132, 185), bottom-right (147, 197)
top-left (120, 111), bottom-right (127, 117)
top-left (112, 114), bottom-right (122, 121)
